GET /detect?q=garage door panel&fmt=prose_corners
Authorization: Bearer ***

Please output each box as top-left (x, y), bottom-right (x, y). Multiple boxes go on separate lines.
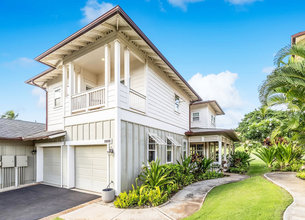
top-left (75, 146), bottom-right (107, 192)
top-left (43, 147), bottom-right (61, 185)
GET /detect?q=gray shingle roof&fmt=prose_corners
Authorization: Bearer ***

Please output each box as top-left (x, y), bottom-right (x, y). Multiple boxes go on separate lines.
top-left (23, 130), bottom-right (66, 141)
top-left (0, 118), bottom-right (45, 140)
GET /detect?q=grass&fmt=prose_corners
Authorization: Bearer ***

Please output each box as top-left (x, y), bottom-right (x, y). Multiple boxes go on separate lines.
top-left (185, 159), bottom-right (293, 220)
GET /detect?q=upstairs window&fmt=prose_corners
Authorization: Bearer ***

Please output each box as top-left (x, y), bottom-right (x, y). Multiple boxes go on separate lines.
top-left (166, 139), bottom-right (173, 163)
top-left (211, 115), bottom-right (216, 126)
top-left (192, 112), bottom-right (200, 121)
top-left (148, 136), bottom-right (156, 162)
top-left (175, 94), bottom-right (180, 112)
top-left (54, 88), bottom-right (61, 108)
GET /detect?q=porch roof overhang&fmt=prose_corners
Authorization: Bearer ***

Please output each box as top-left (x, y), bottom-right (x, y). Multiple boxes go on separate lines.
top-left (22, 130), bottom-right (66, 141)
top-left (185, 128), bottom-right (239, 142)
top-left (25, 6), bottom-right (201, 101)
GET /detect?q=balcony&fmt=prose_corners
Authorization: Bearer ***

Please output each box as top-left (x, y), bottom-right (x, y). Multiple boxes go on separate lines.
top-left (71, 86), bottom-right (106, 113)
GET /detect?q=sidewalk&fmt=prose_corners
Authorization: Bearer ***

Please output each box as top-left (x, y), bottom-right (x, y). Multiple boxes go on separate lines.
top-left (265, 172), bottom-right (305, 220)
top-left (59, 173), bottom-right (247, 220)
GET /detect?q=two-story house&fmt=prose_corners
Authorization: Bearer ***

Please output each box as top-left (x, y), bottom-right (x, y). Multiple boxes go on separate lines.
top-left (25, 6), bottom-right (238, 194)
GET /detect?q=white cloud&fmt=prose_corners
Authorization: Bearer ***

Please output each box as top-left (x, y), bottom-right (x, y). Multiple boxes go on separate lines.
top-left (225, 0), bottom-right (262, 5)
top-left (188, 71), bottom-right (245, 128)
top-left (167, 0), bottom-right (204, 10)
top-left (81, 0), bottom-right (114, 24)
top-left (32, 87), bottom-right (46, 108)
top-left (262, 66), bottom-right (274, 74)
top-left (2, 57), bottom-right (36, 68)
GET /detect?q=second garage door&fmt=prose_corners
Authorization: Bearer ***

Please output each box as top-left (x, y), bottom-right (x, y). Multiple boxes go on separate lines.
top-left (43, 147), bottom-right (61, 185)
top-left (75, 146), bottom-right (107, 193)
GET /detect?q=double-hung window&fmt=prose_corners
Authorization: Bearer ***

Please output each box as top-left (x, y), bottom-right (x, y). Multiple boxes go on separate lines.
top-left (148, 136), bottom-right (156, 162)
top-left (192, 112), bottom-right (200, 121)
top-left (175, 94), bottom-right (180, 112)
top-left (211, 115), bottom-right (216, 126)
top-left (166, 139), bottom-right (173, 163)
top-left (54, 88), bottom-right (61, 108)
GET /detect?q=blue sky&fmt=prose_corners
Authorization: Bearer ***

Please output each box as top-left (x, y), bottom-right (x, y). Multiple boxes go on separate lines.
top-left (0, 0), bottom-right (305, 128)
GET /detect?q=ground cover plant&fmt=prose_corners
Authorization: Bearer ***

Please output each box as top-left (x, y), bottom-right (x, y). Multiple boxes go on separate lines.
top-left (114, 156), bottom-right (223, 208)
top-left (185, 159), bottom-right (293, 220)
top-left (297, 171), bottom-right (305, 180)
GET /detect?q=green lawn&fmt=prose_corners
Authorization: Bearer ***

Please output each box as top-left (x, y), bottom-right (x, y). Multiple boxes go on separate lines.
top-left (185, 159), bottom-right (292, 220)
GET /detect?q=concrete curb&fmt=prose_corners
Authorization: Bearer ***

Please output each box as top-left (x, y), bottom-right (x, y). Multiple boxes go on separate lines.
top-left (264, 172), bottom-right (295, 220)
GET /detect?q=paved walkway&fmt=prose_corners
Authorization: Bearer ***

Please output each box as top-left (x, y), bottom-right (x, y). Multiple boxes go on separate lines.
top-left (59, 173), bottom-right (247, 220)
top-left (265, 172), bottom-right (305, 220)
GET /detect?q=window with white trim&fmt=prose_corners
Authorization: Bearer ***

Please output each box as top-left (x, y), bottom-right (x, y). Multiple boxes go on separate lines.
top-left (175, 94), bottom-right (180, 112)
top-left (211, 115), bottom-right (216, 126)
top-left (182, 141), bottom-right (187, 160)
top-left (54, 88), bottom-right (61, 108)
top-left (166, 139), bottom-right (173, 163)
top-left (148, 136), bottom-right (156, 162)
top-left (192, 112), bottom-right (200, 121)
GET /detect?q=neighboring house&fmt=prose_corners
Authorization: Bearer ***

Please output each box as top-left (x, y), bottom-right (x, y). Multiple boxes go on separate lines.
top-left (0, 119), bottom-right (45, 189)
top-left (23, 6), bottom-right (237, 194)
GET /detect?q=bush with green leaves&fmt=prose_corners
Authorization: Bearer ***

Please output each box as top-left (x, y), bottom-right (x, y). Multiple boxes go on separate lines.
top-left (139, 160), bottom-right (173, 189)
top-left (114, 157), bottom-right (225, 208)
top-left (254, 147), bottom-right (276, 168)
top-left (297, 171), bottom-right (305, 180)
top-left (228, 151), bottom-right (252, 173)
top-left (255, 142), bottom-right (305, 171)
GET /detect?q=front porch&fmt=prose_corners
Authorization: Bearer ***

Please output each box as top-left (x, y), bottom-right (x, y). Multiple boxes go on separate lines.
top-left (186, 128), bottom-right (239, 168)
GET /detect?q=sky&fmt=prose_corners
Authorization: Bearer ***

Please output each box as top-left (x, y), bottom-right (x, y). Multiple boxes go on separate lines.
top-left (0, 0), bottom-right (305, 128)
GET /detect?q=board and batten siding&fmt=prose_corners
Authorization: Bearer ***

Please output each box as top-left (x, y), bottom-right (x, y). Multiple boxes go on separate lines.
top-left (65, 120), bottom-right (114, 141)
top-left (146, 65), bottom-right (190, 130)
top-left (120, 120), bottom-right (186, 192)
top-left (0, 140), bottom-right (36, 185)
top-left (47, 76), bottom-right (63, 131)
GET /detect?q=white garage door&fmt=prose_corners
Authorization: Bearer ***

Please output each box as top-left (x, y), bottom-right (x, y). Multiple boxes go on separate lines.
top-left (75, 146), bottom-right (107, 193)
top-left (43, 147), bottom-right (61, 185)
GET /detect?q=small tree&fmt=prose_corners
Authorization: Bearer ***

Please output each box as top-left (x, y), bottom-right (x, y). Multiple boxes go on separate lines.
top-left (1, 110), bottom-right (18, 119)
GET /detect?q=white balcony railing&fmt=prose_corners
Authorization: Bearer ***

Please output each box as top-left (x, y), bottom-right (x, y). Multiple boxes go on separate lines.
top-left (129, 89), bottom-right (146, 113)
top-left (71, 86), bottom-right (106, 112)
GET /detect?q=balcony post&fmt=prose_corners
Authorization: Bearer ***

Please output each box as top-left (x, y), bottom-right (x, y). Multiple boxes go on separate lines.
top-left (105, 44), bottom-right (110, 107)
top-left (68, 63), bottom-right (75, 114)
top-left (124, 47), bottom-right (130, 89)
top-left (114, 40), bottom-right (120, 107)
top-left (62, 65), bottom-right (66, 119)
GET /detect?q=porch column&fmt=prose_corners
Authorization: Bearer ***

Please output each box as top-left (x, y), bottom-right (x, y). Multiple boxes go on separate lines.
top-left (114, 40), bottom-right (121, 107)
top-left (36, 147), bottom-right (43, 182)
top-left (218, 141), bottom-right (222, 165)
top-left (105, 44), bottom-right (110, 87)
top-left (224, 143), bottom-right (227, 162)
top-left (124, 47), bottom-right (130, 89)
top-left (62, 65), bottom-right (67, 119)
top-left (207, 142), bottom-right (209, 158)
top-left (67, 145), bottom-right (75, 188)
top-left (68, 63), bottom-right (75, 114)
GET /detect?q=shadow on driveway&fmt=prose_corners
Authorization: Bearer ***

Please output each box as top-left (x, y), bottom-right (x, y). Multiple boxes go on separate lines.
top-left (0, 184), bottom-right (99, 220)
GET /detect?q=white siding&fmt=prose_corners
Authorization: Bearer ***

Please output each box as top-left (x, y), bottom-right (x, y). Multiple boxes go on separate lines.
top-left (47, 76), bottom-right (63, 131)
top-left (120, 120), bottom-right (185, 192)
top-left (146, 66), bottom-right (190, 130)
top-left (191, 104), bottom-right (216, 128)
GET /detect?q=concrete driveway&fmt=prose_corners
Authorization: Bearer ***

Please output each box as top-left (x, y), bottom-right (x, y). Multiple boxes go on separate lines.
top-left (0, 184), bottom-right (99, 220)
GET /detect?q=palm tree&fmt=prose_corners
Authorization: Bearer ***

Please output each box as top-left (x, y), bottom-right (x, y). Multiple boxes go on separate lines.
top-left (259, 43), bottom-right (305, 143)
top-left (1, 110), bottom-right (19, 119)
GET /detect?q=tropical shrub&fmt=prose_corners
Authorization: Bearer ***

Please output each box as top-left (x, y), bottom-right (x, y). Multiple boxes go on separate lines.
top-left (297, 171), bottom-right (305, 180)
top-left (192, 154), bottom-right (214, 173)
top-left (254, 147), bottom-right (276, 168)
top-left (139, 160), bottom-right (173, 189)
top-left (228, 151), bottom-right (252, 173)
top-left (114, 184), bottom-right (168, 208)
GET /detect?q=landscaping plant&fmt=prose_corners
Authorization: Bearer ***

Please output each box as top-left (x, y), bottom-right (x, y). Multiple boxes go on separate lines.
top-left (296, 171), bottom-right (305, 180)
top-left (228, 151), bottom-right (252, 174)
top-left (254, 147), bottom-right (276, 168)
